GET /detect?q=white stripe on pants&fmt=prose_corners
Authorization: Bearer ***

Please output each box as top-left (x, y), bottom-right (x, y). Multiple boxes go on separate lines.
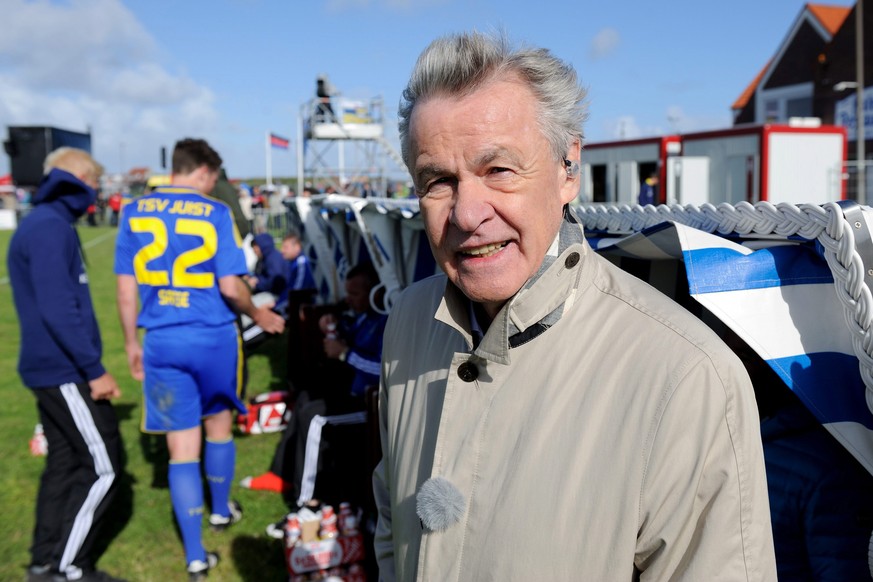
top-left (58, 383), bottom-right (116, 576)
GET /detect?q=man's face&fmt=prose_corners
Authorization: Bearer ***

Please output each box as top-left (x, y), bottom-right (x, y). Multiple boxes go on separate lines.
top-left (345, 275), bottom-right (371, 314)
top-left (409, 77), bottom-right (579, 318)
top-left (252, 244), bottom-right (263, 259)
top-left (280, 238), bottom-right (301, 261)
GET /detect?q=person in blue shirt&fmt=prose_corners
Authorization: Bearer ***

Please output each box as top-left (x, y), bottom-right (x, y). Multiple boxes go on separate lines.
top-left (244, 233), bottom-right (288, 298)
top-left (114, 138), bottom-right (284, 581)
top-left (279, 228), bottom-right (316, 302)
top-left (9, 147), bottom-right (126, 582)
top-left (638, 172), bottom-right (659, 206)
top-left (240, 263), bottom-right (386, 504)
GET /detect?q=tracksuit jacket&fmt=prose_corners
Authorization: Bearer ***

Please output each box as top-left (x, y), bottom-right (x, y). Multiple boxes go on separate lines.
top-left (252, 232), bottom-right (287, 295)
top-left (8, 169), bottom-right (105, 388)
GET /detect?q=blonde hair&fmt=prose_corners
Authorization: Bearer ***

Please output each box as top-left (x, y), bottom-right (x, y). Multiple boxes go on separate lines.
top-left (43, 147), bottom-right (103, 184)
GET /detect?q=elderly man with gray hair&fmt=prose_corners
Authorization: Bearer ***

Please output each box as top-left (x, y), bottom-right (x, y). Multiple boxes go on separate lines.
top-left (373, 31), bottom-right (776, 581)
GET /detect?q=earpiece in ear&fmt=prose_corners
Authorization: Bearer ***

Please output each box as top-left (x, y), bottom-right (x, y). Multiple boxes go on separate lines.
top-left (563, 158), bottom-right (578, 178)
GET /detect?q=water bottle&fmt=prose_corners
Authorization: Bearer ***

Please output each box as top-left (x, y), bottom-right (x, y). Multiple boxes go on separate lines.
top-left (30, 423), bottom-right (48, 456)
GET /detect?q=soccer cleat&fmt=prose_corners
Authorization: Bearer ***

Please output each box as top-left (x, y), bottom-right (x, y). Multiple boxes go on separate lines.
top-left (265, 517), bottom-right (287, 540)
top-left (239, 471), bottom-right (292, 493)
top-left (208, 499), bottom-right (243, 532)
top-left (187, 551), bottom-right (219, 582)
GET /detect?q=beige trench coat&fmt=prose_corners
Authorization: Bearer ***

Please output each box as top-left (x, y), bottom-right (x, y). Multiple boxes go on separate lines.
top-left (374, 237), bottom-right (776, 581)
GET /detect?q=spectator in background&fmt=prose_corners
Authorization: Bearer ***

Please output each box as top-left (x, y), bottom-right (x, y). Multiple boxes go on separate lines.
top-left (638, 172), bottom-right (658, 206)
top-left (251, 187), bottom-right (265, 210)
top-left (107, 191), bottom-right (122, 227)
top-left (244, 233), bottom-right (288, 301)
top-left (211, 168), bottom-right (251, 241)
top-left (210, 168), bottom-right (256, 271)
top-left (8, 147), bottom-right (125, 582)
top-left (86, 200), bottom-right (97, 226)
top-left (238, 184), bottom-right (254, 225)
top-left (241, 263), bottom-right (386, 507)
top-left (316, 74), bottom-right (336, 122)
top-left (279, 228), bottom-right (316, 305)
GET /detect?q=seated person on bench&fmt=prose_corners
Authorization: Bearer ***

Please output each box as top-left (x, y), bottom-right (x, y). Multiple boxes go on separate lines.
top-left (240, 262), bottom-right (387, 500)
top-left (243, 233), bottom-right (288, 308)
top-left (278, 228), bottom-right (316, 308)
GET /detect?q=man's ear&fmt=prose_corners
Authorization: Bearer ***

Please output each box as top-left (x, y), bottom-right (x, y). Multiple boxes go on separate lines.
top-left (560, 139), bottom-right (581, 204)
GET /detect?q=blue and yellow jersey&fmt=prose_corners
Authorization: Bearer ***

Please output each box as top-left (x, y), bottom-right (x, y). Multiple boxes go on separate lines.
top-left (114, 185), bottom-right (247, 330)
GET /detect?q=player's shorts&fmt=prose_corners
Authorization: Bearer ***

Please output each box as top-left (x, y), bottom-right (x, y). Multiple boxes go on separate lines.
top-left (141, 322), bottom-right (245, 433)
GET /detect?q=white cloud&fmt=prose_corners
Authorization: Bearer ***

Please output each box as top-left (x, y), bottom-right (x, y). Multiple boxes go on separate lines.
top-left (589, 27), bottom-right (620, 60)
top-left (0, 0), bottom-right (154, 93)
top-left (663, 105), bottom-right (732, 134)
top-left (603, 115), bottom-right (664, 141)
top-left (0, 0), bottom-right (220, 175)
top-left (593, 108), bottom-right (732, 144)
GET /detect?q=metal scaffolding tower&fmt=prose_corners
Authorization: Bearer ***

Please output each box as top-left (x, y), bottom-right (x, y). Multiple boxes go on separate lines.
top-left (296, 81), bottom-right (405, 197)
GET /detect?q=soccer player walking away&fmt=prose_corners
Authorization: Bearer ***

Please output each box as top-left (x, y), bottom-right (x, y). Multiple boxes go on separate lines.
top-left (114, 138), bottom-right (284, 580)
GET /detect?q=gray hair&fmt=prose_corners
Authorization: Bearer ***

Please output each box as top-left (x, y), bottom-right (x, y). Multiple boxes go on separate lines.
top-left (398, 31), bottom-right (588, 170)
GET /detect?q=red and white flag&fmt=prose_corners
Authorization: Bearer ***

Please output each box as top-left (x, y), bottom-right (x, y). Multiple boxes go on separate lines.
top-left (270, 133), bottom-right (290, 149)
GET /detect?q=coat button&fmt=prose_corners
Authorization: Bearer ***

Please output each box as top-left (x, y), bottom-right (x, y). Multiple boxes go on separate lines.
top-left (457, 361), bottom-right (478, 382)
top-left (565, 252), bottom-right (580, 269)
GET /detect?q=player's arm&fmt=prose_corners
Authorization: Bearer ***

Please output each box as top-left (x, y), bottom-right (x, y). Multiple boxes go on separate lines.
top-left (219, 275), bottom-right (285, 334)
top-left (116, 274), bottom-right (144, 381)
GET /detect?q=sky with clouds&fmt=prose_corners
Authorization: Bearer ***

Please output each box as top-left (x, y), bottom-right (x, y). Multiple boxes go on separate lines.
top-left (0, 0), bottom-right (853, 180)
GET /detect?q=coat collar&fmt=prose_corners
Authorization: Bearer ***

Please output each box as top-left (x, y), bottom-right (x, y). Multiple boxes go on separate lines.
top-left (434, 208), bottom-right (592, 365)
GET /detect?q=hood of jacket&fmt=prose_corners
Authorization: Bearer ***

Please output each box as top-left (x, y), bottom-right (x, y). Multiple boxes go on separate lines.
top-left (32, 168), bottom-right (97, 220)
top-left (254, 232), bottom-right (276, 255)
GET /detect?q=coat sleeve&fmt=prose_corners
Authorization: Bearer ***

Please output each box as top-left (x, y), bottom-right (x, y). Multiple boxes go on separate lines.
top-left (372, 376), bottom-right (396, 582)
top-left (634, 355), bottom-right (777, 581)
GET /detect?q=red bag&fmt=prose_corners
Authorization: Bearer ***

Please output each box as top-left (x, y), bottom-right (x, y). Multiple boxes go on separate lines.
top-left (236, 390), bottom-right (293, 434)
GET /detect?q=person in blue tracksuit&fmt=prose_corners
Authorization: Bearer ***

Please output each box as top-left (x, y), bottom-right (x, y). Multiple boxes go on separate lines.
top-left (245, 233), bottom-right (288, 297)
top-left (240, 263), bottom-right (387, 505)
top-left (8, 147), bottom-right (126, 582)
top-left (278, 228), bottom-right (316, 304)
top-left (114, 138), bottom-right (285, 581)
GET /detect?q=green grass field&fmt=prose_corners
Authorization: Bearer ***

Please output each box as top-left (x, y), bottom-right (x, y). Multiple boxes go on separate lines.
top-left (0, 225), bottom-right (296, 581)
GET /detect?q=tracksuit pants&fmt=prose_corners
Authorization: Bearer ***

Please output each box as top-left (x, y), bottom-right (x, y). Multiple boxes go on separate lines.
top-left (31, 383), bottom-right (122, 577)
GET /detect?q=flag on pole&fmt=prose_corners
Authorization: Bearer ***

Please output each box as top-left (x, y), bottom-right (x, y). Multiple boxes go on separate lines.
top-left (270, 133), bottom-right (290, 150)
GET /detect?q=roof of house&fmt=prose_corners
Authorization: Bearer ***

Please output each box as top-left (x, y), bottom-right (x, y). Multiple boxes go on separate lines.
top-left (732, 62), bottom-right (770, 110)
top-left (807, 3), bottom-right (851, 35)
top-left (731, 3), bottom-right (852, 111)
